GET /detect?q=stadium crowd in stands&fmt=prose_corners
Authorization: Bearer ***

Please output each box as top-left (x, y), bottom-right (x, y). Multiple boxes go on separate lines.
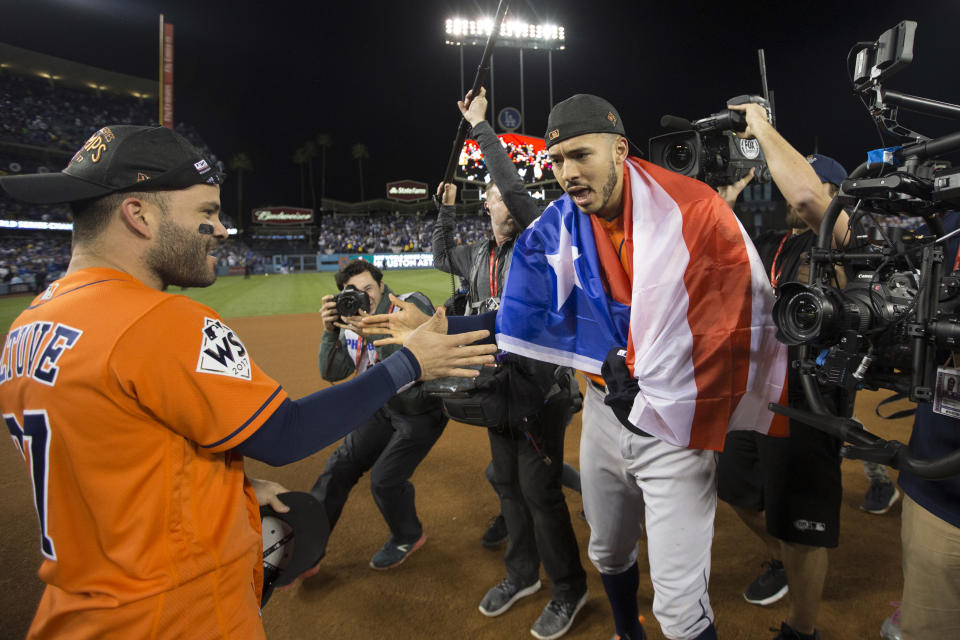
top-left (0, 231), bottom-right (70, 288)
top-left (0, 73), bottom-right (226, 222)
top-left (315, 212), bottom-right (490, 254)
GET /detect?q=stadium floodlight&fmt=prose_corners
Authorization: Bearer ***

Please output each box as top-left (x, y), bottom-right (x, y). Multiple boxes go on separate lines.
top-left (444, 16), bottom-right (565, 50)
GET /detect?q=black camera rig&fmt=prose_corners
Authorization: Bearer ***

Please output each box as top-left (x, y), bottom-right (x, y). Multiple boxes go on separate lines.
top-left (770, 20), bottom-right (960, 479)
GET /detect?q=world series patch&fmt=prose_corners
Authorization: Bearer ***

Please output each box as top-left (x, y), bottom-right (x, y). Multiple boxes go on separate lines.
top-left (197, 318), bottom-right (251, 380)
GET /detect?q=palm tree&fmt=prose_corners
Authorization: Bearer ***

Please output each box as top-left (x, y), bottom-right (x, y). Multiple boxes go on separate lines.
top-left (228, 152), bottom-right (253, 231)
top-left (315, 133), bottom-right (332, 203)
top-left (351, 142), bottom-right (369, 201)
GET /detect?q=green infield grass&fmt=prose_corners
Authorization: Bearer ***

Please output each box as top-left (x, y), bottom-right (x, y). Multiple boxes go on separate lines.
top-left (0, 270), bottom-right (459, 330)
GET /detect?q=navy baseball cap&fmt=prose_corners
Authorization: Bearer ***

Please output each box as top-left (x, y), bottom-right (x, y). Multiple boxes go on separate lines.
top-left (806, 154), bottom-right (847, 187)
top-left (545, 94), bottom-right (626, 149)
top-left (0, 125), bottom-right (224, 205)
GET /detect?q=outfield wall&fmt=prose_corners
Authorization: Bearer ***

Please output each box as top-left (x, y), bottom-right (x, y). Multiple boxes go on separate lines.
top-left (247, 253), bottom-right (436, 273)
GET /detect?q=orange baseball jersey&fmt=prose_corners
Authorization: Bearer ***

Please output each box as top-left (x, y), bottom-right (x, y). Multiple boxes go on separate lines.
top-left (0, 267), bottom-right (289, 640)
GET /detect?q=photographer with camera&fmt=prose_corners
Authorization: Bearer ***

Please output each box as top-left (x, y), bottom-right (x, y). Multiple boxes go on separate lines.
top-left (715, 101), bottom-right (866, 640)
top-left (310, 259), bottom-right (447, 570)
top-left (429, 87), bottom-right (588, 640)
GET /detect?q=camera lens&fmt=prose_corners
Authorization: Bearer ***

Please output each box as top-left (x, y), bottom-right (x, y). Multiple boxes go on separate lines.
top-left (665, 142), bottom-right (694, 173)
top-left (792, 296), bottom-right (821, 334)
top-left (773, 283), bottom-right (829, 345)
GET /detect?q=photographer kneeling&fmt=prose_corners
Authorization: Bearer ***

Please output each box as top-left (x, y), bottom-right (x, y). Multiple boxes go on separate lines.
top-left (310, 259), bottom-right (446, 570)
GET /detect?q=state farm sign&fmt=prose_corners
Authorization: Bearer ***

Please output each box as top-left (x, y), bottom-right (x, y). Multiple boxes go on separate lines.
top-left (252, 206), bottom-right (314, 225)
top-left (386, 180), bottom-right (428, 202)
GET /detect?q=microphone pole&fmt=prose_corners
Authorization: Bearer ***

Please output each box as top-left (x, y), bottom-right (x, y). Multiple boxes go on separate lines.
top-left (439, 0), bottom-right (512, 186)
top-left (435, 0), bottom-right (512, 303)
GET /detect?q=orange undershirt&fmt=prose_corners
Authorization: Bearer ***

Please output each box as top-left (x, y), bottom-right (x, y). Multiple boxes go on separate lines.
top-left (584, 168), bottom-right (633, 386)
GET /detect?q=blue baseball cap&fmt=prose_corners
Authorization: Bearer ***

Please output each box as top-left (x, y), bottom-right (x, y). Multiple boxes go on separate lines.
top-left (806, 154), bottom-right (847, 187)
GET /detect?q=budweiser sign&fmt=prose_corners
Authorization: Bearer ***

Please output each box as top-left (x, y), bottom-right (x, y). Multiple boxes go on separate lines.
top-left (386, 180), bottom-right (428, 202)
top-left (252, 207), bottom-right (314, 224)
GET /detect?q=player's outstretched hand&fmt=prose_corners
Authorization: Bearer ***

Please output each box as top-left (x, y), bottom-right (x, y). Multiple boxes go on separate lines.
top-left (250, 477), bottom-right (291, 513)
top-left (361, 293), bottom-right (438, 346)
top-left (403, 306), bottom-right (496, 380)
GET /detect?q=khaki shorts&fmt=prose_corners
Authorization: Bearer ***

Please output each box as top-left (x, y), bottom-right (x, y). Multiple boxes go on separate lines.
top-left (901, 494), bottom-right (960, 639)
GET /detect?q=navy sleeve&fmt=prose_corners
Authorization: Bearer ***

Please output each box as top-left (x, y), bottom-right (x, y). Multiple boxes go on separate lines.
top-left (235, 347), bottom-right (421, 465)
top-left (447, 310), bottom-right (497, 344)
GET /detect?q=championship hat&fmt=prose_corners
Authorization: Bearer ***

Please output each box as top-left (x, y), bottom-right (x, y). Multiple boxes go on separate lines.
top-left (806, 154), bottom-right (847, 187)
top-left (0, 125), bottom-right (224, 204)
top-left (260, 491), bottom-right (330, 607)
top-left (545, 94), bottom-right (626, 149)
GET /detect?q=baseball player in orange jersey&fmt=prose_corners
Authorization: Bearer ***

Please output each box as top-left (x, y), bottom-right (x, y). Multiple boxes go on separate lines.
top-left (0, 125), bottom-right (496, 640)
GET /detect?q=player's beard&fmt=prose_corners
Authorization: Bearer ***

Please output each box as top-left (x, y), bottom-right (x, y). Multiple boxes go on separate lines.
top-left (146, 217), bottom-right (218, 289)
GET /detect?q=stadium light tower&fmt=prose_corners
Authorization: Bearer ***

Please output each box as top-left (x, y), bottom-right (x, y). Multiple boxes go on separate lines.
top-left (444, 17), bottom-right (566, 133)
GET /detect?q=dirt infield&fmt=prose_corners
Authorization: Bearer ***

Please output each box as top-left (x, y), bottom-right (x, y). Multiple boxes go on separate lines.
top-left (0, 312), bottom-right (911, 639)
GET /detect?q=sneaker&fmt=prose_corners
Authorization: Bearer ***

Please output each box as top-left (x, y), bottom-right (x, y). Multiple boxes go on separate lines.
top-left (861, 481), bottom-right (901, 515)
top-left (482, 514), bottom-right (509, 548)
top-left (770, 622), bottom-right (821, 639)
top-left (530, 591), bottom-right (588, 639)
top-left (880, 602), bottom-right (902, 640)
top-left (368, 533), bottom-right (426, 570)
top-left (744, 559), bottom-right (789, 606)
top-left (478, 577), bottom-right (542, 617)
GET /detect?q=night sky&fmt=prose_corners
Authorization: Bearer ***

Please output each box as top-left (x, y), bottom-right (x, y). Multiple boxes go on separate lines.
top-left (3, 0), bottom-right (960, 219)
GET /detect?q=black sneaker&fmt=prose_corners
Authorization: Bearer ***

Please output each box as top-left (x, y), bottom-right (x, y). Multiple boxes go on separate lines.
top-left (481, 514), bottom-right (508, 548)
top-left (744, 559), bottom-right (788, 606)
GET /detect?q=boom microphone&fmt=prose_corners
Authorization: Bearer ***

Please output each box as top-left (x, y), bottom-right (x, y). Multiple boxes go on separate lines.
top-left (660, 115), bottom-right (692, 131)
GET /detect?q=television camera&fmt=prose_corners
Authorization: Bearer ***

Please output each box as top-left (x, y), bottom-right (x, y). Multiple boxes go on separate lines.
top-left (770, 20), bottom-right (960, 479)
top-left (649, 95), bottom-right (773, 188)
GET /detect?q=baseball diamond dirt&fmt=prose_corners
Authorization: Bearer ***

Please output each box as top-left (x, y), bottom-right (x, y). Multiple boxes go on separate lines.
top-left (0, 310), bottom-right (909, 639)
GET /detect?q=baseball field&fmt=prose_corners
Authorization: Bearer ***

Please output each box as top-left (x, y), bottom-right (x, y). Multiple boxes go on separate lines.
top-left (0, 271), bottom-right (911, 639)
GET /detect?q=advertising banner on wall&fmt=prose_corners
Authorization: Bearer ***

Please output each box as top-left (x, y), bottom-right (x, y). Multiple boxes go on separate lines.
top-left (386, 180), bottom-right (429, 202)
top-left (251, 207), bottom-right (314, 225)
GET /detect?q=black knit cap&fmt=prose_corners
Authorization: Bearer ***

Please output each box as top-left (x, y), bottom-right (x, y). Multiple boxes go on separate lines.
top-left (0, 125), bottom-right (224, 204)
top-left (545, 94), bottom-right (626, 149)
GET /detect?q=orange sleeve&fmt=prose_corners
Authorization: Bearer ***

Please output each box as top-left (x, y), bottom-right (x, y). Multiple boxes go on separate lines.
top-left (109, 296), bottom-right (288, 452)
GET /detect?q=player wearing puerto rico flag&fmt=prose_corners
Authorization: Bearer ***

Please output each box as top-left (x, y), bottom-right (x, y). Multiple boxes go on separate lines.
top-left (496, 96), bottom-right (786, 640)
top-left (0, 125), bottom-right (495, 640)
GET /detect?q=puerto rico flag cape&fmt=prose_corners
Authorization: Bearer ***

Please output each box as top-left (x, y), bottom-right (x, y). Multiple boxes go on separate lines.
top-left (495, 156), bottom-right (788, 451)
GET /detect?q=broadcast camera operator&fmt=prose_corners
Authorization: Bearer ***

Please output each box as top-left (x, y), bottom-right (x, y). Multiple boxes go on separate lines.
top-left (891, 211), bottom-right (960, 638)
top-left (431, 87), bottom-right (588, 640)
top-left (310, 259), bottom-right (447, 570)
top-left (715, 101), bottom-right (861, 640)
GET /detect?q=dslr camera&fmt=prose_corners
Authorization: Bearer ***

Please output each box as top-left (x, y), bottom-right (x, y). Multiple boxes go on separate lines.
top-left (649, 95), bottom-right (772, 188)
top-left (333, 285), bottom-right (371, 317)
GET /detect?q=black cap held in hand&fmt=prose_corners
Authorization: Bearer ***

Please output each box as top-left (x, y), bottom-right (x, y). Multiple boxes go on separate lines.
top-left (545, 94), bottom-right (626, 149)
top-left (601, 346), bottom-right (651, 437)
top-left (0, 125), bottom-right (224, 204)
